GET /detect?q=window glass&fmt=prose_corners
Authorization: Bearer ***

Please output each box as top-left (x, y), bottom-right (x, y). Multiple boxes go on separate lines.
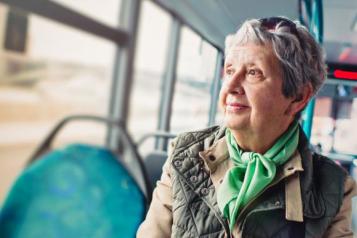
top-left (129, 1), bottom-right (170, 155)
top-left (333, 98), bottom-right (357, 154)
top-left (170, 26), bottom-right (217, 133)
top-left (310, 97), bottom-right (334, 152)
top-left (311, 83), bottom-right (357, 155)
top-left (0, 8), bottom-right (115, 202)
top-left (51, 0), bottom-right (122, 28)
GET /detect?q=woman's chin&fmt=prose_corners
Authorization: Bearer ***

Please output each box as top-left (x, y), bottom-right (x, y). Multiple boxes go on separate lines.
top-left (224, 115), bottom-right (248, 130)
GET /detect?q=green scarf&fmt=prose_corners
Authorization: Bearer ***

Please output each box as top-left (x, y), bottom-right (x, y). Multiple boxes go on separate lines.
top-left (216, 122), bottom-right (299, 230)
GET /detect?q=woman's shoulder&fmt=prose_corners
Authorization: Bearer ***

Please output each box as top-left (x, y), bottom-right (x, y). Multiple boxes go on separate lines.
top-left (312, 152), bottom-right (348, 177)
top-left (173, 125), bottom-right (223, 147)
top-left (168, 125), bottom-right (225, 159)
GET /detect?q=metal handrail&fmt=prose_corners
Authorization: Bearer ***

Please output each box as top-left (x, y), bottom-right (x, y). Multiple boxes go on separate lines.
top-left (136, 131), bottom-right (176, 147)
top-left (0, 0), bottom-right (128, 46)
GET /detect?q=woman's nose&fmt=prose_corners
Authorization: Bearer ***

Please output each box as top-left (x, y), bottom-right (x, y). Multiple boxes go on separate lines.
top-left (224, 72), bottom-right (245, 95)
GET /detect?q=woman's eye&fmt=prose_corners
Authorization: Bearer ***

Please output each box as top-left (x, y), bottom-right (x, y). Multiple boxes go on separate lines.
top-left (247, 69), bottom-right (258, 75)
top-left (247, 69), bottom-right (263, 79)
top-left (225, 69), bottom-right (234, 76)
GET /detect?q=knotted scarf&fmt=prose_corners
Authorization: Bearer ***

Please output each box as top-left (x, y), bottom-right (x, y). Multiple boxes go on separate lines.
top-left (217, 122), bottom-right (299, 230)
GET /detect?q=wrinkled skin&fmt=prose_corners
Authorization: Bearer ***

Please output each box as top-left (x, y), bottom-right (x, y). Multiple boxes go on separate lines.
top-left (219, 43), bottom-right (311, 153)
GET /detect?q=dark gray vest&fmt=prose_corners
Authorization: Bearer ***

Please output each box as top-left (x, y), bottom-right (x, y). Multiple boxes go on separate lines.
top-left (170, 126), bottom-right (346, 238)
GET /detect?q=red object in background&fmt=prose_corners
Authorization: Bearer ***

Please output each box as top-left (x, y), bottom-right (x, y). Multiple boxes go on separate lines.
top-left (334, 70), bottom-right (357, 80)
top-left (338, 47), bottom-right (352, 62)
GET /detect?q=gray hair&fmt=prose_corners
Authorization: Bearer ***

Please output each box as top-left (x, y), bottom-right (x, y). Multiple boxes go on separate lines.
top-left (225, 17), bottom-right (326, 99)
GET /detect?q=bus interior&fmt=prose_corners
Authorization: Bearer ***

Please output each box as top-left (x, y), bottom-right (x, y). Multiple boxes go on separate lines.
top-left (0, 0), bottom-right (356, 237)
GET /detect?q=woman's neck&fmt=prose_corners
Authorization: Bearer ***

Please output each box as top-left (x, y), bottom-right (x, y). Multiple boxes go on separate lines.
top-left (230, 123), bottom-right (293, 154)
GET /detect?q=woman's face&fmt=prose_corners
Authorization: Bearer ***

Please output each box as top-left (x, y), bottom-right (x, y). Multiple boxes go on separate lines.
top-left (219, 43), bottom-right (295, 135)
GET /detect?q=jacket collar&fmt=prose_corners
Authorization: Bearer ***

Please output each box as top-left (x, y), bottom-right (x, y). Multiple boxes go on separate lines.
top-left (198, 134), bottom-right (304, 181)
top-left (198, 133), bottom-right (305, 222)
top-left (171, 125), bottom-right (325, 224)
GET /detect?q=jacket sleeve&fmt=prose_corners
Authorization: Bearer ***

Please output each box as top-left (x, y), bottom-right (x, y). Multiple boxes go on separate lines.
top-left (323, 175), bottom-right (357, 238)
top-left (136, 139), bottom-right (177, 238)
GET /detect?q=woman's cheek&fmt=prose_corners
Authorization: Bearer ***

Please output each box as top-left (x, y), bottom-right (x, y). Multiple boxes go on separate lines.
top-left (218, 90), bottom-right (226, 110)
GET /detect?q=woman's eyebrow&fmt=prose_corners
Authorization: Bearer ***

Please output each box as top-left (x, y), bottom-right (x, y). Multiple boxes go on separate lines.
top-left (224, 62), bottom-right (233, 68)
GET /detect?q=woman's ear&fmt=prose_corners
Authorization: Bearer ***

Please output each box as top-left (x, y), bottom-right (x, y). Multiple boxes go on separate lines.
top-left (286, 83), bottom-right (313, 116)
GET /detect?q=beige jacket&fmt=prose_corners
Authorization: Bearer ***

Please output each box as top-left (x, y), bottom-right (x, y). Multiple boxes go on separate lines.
top-left (137, 137), bottom-right (357, 237)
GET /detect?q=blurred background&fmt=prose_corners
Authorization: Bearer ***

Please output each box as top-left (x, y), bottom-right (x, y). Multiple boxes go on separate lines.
top-left (0, 0), bottom-right (220, 203)
top-left (0, 0), bottom-right (356, 229)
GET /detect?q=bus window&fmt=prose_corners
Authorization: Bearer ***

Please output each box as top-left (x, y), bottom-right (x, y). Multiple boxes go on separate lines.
top-left (311, 97), bottom-right (334, 152)
top-left (50, 0), bottom-right (122, 28)
top-left (170, 26), bottom-right (218, 133)
top-left (0, 7), bottom-right (116, 202)
top-left (128, 1), bottom-right (171, 155)
top-left (311, 83), bottom-right (357, 155)
top-left (332, 96), bottom-right (357, 155)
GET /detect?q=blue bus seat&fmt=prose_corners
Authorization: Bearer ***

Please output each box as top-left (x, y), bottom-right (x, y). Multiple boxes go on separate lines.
top-left (0, 143), bottom-right (146, 238)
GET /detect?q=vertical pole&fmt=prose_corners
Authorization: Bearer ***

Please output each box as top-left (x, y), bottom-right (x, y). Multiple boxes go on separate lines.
top-left (208, 51), bottom-right (223, 126)
top-left (156, 19), bottom-right (181, 151)
top-left (107, 0), bottom-right (141, 151)
top-left (301, 0), bottom-right (323, 140)
top-left (302, 99), bottom-right (315, 139)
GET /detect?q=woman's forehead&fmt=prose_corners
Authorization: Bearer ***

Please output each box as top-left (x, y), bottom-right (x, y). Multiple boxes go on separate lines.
top-left (225, 44), bottom-right (275, 65)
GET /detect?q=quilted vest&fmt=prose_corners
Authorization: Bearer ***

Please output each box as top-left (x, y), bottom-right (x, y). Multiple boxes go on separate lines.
top-left (170, 126), bottom-right (346, 238)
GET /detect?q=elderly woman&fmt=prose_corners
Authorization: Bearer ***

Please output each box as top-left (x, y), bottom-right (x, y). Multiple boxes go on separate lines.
top-left (137, 17), bottom-right (356, 238)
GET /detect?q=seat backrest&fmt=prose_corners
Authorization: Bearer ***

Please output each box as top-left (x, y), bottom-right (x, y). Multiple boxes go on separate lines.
top-left (0, 144), bottom-right (146, 238)
top-left (144, 150), bottom-right (168, 189)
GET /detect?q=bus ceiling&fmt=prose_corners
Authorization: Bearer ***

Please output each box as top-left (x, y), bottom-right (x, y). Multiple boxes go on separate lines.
top-left (152, 0), bottom-right (298, 51)
top-left (153, 0), bottom-right (357, 68)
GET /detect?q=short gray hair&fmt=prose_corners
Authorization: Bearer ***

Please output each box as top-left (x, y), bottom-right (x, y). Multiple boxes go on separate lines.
top-left (225, 17), bottom-right (326, 99)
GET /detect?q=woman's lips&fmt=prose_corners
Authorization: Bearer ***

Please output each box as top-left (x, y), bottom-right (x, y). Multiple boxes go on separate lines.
top-left (226, 102), bottom-right (249, 112)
